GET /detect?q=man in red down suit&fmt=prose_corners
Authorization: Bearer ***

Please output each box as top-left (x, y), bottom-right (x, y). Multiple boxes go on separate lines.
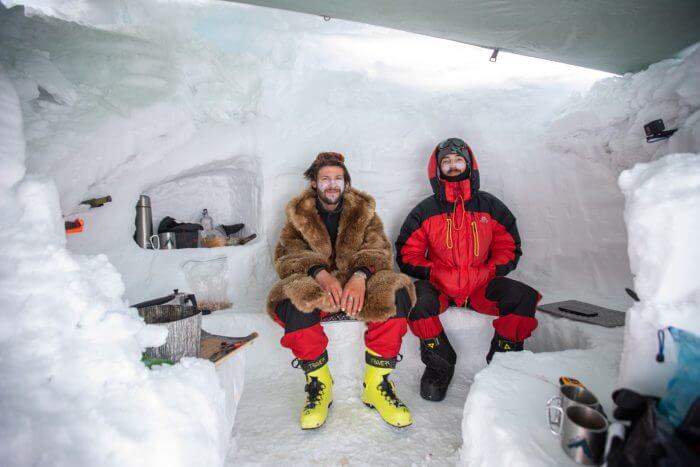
top-left (396, 137), bottom-right (540, 401)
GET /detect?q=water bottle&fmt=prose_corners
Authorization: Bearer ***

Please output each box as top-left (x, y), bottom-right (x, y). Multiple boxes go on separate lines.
top-left (135, 195), bottom-right (153, 248)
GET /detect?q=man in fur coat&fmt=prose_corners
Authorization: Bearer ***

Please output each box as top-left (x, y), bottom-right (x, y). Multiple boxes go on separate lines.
top-left (268, 152), bottom-right (416, 429)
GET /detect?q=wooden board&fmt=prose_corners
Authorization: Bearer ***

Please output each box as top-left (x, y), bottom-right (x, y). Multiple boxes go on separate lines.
top-left (199, 332), bottom-right (258, 366)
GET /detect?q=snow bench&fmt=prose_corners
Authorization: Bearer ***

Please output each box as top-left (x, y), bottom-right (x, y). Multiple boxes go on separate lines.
top-left (204, 305), bottom-right (624, 467)
top-left (209, 306), bottom-right (609, 382)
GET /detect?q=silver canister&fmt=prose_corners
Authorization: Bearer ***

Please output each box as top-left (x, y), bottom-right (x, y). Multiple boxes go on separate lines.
top-left (135, 195), bottom-right (153, 248)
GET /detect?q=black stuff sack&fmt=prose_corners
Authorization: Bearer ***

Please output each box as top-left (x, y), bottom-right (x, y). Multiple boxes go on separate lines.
top-left (157, 217), bottom-right (203, 249)
top-left (606, 388), bottom-right (700, 467)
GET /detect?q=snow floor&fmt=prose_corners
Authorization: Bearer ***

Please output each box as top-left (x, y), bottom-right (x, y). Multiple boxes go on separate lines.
top-left (203, 304), bottom-right (623, 466)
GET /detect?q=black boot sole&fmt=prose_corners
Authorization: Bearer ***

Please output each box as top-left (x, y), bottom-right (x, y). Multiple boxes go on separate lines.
top-left (420, 383), bottom-right (448, 402)
top-left (301, 401), bottom-right (332, 430)
top-left (363, 402), bottom-right (413, 428)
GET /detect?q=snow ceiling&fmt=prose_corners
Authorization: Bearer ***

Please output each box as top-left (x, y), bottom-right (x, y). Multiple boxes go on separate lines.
top-left (226, 0), bottom-right (700, 74)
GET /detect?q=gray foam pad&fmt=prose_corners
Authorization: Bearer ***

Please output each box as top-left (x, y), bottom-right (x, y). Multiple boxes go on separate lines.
top-left (538, 300), bottom-right (626, 328)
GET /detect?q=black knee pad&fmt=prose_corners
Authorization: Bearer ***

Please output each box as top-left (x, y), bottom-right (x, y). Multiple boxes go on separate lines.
top-left (393, 288), bottom-right (412, 319)
top-left (410, 280), bottom-right (441, 321)
top-left (486, 277), bottom-right (538, 318)
top-left (275, 299), bottom-right (321, 332)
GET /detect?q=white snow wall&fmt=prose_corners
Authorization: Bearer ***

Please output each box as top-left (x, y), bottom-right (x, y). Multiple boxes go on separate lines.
top-left (547, 42), bottom-right (700, 397)
top-left (0, 66), bottom-right (232, 467)
top-left (1, 0), bottom-right (633, 309)
top-left (616, 154), bottom-right (700, 397)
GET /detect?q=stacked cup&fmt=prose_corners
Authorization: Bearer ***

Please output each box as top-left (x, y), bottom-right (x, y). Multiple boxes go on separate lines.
top-left (546, 384), bottom-right (609, 465)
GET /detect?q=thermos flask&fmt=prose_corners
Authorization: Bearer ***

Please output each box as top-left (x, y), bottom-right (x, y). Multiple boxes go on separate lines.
top-left (135, 195), bottom-right (153, 248)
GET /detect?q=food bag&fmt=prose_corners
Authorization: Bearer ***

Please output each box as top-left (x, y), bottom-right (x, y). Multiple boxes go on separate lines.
top-left (182, 256), bottom-right (231, 312)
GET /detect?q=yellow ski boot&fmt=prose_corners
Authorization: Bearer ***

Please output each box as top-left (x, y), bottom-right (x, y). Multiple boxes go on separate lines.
top-left (294, 351), bottom-right (333, 430)
top-left (361, 349), bottom-right (412, 428)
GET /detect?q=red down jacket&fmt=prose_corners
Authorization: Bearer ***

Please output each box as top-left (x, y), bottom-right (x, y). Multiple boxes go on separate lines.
top-left (396, 143), bottom-right (521, 305)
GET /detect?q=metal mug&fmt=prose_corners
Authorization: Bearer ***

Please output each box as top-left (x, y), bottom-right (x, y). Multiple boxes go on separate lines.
top-left (149, 232), bottom-right (177, 250)
top-left (549, 405), bottom-right (609, 465)
top-left (547, 384), bottom-right (600, 425)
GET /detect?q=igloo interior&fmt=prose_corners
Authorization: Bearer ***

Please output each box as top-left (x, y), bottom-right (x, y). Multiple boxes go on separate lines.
top-left (1, 1), bottom-right (699, 466)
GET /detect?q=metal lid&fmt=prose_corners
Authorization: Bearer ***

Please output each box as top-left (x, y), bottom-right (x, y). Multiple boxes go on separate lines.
top-left (136, 194), bottom-right (151, 208)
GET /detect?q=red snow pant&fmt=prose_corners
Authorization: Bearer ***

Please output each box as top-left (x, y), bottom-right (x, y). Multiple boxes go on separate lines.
top-left (273, 288), bottom-right (412, 361)
top-left (409, 277), bottom-right (539, 342)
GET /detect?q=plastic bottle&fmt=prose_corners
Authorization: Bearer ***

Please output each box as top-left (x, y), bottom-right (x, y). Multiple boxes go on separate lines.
top-left (199, 209), bottom-right (226, 247)
top-left (200, 209), bottom-right (213, 231)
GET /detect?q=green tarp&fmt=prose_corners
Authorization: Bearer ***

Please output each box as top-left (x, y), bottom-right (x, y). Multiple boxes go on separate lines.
top-left (225, 0), bottom-right (700, 74)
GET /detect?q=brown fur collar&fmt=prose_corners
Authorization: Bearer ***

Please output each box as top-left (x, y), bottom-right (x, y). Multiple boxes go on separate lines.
top-left (285, 187), bottom-right (377, 270)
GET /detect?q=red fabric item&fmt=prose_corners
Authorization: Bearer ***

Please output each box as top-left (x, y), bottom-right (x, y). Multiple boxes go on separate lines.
top-left (273, 311), bottom-right (408, 360)
top-left (397, 143), bottom-right (521, 305)
top-left (491, 314), bottom-right (538, 342)
top-left (365, 318), bottom-right (408, 358)
top-left (408, 278), bottom-right (539, 342)
top-left (273, 312), bottom-right (329, 361)
top-left (408, 293), bottom-right (450, 339)
top-left (408, 316), bottom-right (442, 340)
top-left (402, 207), bottom-right (518, 304)
top-left (469, 280), bottom-right (539, 342)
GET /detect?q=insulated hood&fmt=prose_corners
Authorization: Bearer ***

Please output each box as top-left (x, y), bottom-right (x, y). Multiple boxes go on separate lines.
top-left (224, 0), bottom-right (700, 74)
top-left (428, 142), bottom-right (480, 203)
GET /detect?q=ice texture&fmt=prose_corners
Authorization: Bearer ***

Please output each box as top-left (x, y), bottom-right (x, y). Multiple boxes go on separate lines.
top-left (548, 44), bottom-right (700, 173)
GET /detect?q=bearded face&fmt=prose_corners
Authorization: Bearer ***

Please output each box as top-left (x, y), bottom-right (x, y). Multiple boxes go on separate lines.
top-left (313, 165), bottom-right (346, 205)
top-left (317, 178), bottom-right (345, 204)
top-left (440, 153), bottom-right (468, 177)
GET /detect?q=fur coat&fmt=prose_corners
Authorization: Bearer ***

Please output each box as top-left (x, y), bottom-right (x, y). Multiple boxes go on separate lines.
top-left (267, 187), bottom-right (416, 322)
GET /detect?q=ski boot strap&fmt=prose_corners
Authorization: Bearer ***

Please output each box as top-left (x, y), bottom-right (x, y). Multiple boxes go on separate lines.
top-left (365, 351), bottom-right (402, 369)
top-left (496, 336), bottom-right (521, 351)
top-left (292, 350), bottom-right (329, 373)
top-left (422, 336), bottom-right (441, 350)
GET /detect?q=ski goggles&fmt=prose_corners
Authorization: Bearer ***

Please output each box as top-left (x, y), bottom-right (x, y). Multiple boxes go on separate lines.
top-left (438, 138), bottom-right (468, 154)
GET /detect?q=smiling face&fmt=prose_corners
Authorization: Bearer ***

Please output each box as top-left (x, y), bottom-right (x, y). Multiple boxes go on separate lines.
top-left (312, 165), bottom-right (346, 205)
top-left (439, 153), bottom-right (468, 177)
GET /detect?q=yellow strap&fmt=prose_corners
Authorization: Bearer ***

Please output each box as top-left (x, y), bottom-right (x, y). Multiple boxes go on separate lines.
top-left (471, 221), bottom-right (479, 257)
top-left (445, 196), bottom-right (466, 250)
top-left (446, 218), bottom-right (453, 249)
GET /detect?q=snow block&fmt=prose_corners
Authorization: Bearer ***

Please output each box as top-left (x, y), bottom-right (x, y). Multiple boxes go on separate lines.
top-left (618, 153), bottom-right (700, 397)
top-left (460, 313), bottom-right (624, 466)
top-left (324, 320), bottom-right (367, 380)
top-left (215, 351), bottom-right (247, 427)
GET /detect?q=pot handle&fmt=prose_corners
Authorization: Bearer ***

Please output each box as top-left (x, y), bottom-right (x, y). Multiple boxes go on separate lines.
top-left (149, 234), bottom-right (160, 250)
top-left (547, 403), bottom-right (564, 436)
top-left (546, 395), bottom-right (564, 434)
top-left (185, 294), bottom-right (198, 309)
